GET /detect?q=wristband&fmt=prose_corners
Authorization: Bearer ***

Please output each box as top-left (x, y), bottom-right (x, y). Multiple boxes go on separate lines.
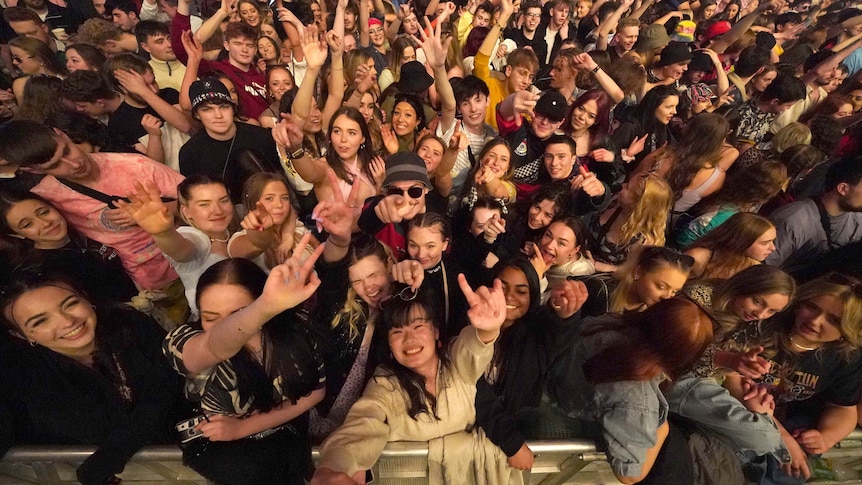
top-left (591, 65), bottom-right (600, 74)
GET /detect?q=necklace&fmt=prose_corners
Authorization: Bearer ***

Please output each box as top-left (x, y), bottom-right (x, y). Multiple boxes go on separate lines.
top-left (790, 336), bottom-right (818, 352)
top-left (209, 230), bottom-right (230, 244)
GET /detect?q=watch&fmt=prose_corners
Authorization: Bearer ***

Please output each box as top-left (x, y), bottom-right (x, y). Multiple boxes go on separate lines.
top-left (288, 147), bottom-right (306, 160)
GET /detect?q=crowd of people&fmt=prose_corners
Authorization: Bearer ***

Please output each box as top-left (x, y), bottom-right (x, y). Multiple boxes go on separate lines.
top-left (1, 0), bottom-right (862, 482)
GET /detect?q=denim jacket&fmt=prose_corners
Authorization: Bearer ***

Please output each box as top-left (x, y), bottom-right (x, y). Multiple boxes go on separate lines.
top-left (548, 315), bottom-right (668, 479)
top-left (666, 373), bottom-right (790, 463)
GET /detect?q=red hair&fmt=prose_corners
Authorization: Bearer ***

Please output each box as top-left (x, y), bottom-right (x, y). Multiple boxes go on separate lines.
top-left (565, 89), bottom-right (612, 147)
top-left (583, 298), bottom-right (713, 384)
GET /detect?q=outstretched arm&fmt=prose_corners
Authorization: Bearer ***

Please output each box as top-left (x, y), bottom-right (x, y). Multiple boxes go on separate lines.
top-left (175, 234), bottom-right (324, 374)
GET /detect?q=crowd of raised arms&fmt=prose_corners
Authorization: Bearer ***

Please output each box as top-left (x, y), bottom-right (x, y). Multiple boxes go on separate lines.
top-left (3, 0), bottom-right (862, 482)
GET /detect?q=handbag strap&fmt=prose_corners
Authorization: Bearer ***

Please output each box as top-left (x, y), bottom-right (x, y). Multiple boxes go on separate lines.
top-left (58, 178), bottom-right (176, 209)
top-left (58, 178), bottom-right (124, 207)
top-left (811, 197), bottom-right (836, 249)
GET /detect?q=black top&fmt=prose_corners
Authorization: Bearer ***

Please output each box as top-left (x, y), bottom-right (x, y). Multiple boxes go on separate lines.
top-left (17, 237), bottom-right (138, 304)
top-left (0, 308), bottom-right (185, 485)
top-left (179, 122), bottom-right (281, 205)
top-left (476, 260), bottom-right (581, 455)
top-left (311, 253), bottom-right (388, 417)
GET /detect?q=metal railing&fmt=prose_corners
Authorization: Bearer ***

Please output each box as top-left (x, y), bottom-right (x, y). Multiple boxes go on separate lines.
top-left (1, 440), bottom-right (606, 485)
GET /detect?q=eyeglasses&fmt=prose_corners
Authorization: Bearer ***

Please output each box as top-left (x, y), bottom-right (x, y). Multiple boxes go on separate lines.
top-left (826, 273), bottom-right (862, 298)
top-left (387, 185), bottom-right (424, 199)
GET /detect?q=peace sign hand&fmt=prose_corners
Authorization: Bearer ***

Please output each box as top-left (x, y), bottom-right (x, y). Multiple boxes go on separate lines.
top-left (258, 232), bottom-right (325, 315)
top-left (458, 274), bottom-right (506, 343)
top-left (312, 169), bottom-right (360, 243)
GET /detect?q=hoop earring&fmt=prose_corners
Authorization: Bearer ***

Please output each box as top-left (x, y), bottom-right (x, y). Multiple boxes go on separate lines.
top-left (29, 340), bottom-right (36, 347)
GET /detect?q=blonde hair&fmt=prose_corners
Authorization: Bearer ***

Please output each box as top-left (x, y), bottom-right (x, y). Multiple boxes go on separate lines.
top-left (776, 276), bottom-right (862, 361)
top-left (333, 237), bottom-right (396, 339)
top-left (610, 245), bottom-right (693, 312)
top-left (771, 122), bottom-right (811, 154)
top-left (620, 173), bottom-right (673, 246)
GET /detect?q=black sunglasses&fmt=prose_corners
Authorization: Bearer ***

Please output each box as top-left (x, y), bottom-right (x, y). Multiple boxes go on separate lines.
top-left (644, 246), bottom-right (695, 269)
top-left (827, 273), bottom-right (862, 298)
top-left (386, 186), bottom-right (424, 199)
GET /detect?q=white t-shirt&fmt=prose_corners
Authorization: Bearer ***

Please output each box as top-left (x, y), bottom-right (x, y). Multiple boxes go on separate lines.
top-left (167, 226), bottom-right (227, 317)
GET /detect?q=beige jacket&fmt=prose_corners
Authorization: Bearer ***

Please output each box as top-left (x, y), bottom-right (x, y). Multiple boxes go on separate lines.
top-left (319, 326), bottom-right (521, 484)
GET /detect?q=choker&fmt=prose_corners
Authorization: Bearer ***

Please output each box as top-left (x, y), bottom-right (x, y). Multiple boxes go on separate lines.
top-left (790, 336), bottom-right (817, 352)
top-left (209, 231), bottom-right (230, 244)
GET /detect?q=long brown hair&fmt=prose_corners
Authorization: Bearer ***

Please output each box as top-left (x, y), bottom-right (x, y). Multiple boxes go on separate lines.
top-left (583, 298), bottom-right (713, 384)
top-left (686, 212), bottom-right (775, 279)
top-left (666, 113), bottom-right (730, 197)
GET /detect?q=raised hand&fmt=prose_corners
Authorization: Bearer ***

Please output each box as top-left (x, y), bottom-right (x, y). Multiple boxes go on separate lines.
top-left (483, 213), bottom-right (506, 243)
top-left (381, 123), bottom-right (399, 155)
top-left (141, 114), bottom-right (163, 137)
top-left (447, 121), bottom-right (468, 151)
top-left (392, 259), bottom-right (424, 290)
top-left (524, 242), bottom-right (547, 278)
top-left (273, 113), bottom-right (307, 150)
top-left (257, 232), bottom-right (325, 315)
top-left (499, 0), bottom-right (514, 18)
top-left (354, 62), bottom-right (377, 94)
top-left (116, 181), bottom-right (174, 236)
top-left (301, 25), bottom-right (328, 70)
top-left (220, 0), bottom-right (238, 17)
top-left (626, 133), bottom-right (648, 159)
top-left (512, 90), bottom-right (539, 126)
top-left (181, 30), bottom-right (203, 62)
top-left (370, 156), bottom-right (386, 189)
top-left (397, 2), bottom-right (412, 19)
top-left (570, 164), bottom-right (605, 197)
top-left (242, 201), bottom-right (275, 232)
top-left (277, 6), bottom-right (300, 24)
top-left (325, 30), bottom-right (343, 56)
top-left (571, 52), bottom-right (597, 72)
top-left (312, 169), bottom-right (360, 243)
top-left (413, 17), bottom-right (452, 70)
top-left (374, 193), bottom-right (416, 224)
top-left (548, 279), bottom-right (588, 319)
top-left (458, 274), bottom-right (506, 342)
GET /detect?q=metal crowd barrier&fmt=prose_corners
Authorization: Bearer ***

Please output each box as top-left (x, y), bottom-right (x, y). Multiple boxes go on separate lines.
top-left (0, 440), bottom-right (605, 484)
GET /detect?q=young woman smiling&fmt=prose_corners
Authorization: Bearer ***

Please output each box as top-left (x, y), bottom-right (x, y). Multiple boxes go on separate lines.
top-left (564, 89), bottom-right (623, 190)
top-left (312, 275), bottom-right (520, 484)
top-left (0, 271), bottom-right (182, 485)
top-left (0, 192), bottom-right (138, 303)
top-left (118, 176), bottom-right (235, 316)
top-left (476, 258), bottom-right (588, 471)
